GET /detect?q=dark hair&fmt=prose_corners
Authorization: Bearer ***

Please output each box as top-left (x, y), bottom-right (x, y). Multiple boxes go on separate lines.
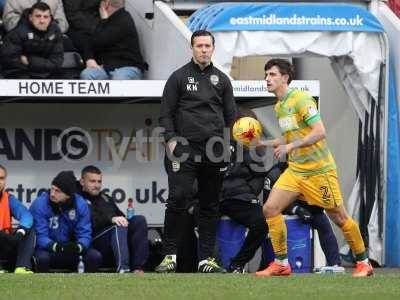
top-left (0, 164), bottom-right (7, 176)
top-left (29, 2), bottom-right (51, 15)
top-left (264, 58), bottom-right (295, 84)
top-left (81, 165), bottom-right (102, 178)
top-left (191, 30), bottom-right (215, 46)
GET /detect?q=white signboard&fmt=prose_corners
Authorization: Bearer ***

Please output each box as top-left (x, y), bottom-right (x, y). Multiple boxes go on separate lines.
top-left (0, 80), bottom-right (319, 98)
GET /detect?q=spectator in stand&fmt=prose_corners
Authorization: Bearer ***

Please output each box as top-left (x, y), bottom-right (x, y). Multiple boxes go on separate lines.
top-left (0, 164), bottom-right (35, 274)
top-left (0, 2), bottom-right (63, 79)
top-left (78, 165), bottom-right (149, 273)
top-left (63, 0), bottom-right (101, 55)
top-left (30, 171), bottom-right (102, 273)
top-left (80, 0), bottom-right (144, 80)
top-left (2, 0), bottom-right (69, 33)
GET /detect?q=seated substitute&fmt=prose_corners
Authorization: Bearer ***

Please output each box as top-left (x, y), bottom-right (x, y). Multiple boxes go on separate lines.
top-left (78, 165), bottom-right (149, 273)
top-left (219, 137), bottom-right (269, 273)
top-left (2, 0), bottom-right (69, 33)
top-left (0, 164), bottom-right (35, 274)
top-left (30, 171), bottom-right (102, 273)
top-left (80, 0), bottom-right (144, 80)
top-left (0, 2), bottom-right (63, 79)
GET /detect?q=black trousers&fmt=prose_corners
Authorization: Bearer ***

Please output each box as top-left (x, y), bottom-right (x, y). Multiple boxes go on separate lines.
top-left (162, 141), bottom-right (227, 261)
top-left (220, 199), bottom-right (268, 268)
top-left (34, 248), bottom-right (102, 273)
top-left (0, 230), bottom-right (36, 270)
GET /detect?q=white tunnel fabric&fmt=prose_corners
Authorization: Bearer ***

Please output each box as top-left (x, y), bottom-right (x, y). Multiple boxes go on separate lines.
top-left (213, 30), bottom-right (385, 116)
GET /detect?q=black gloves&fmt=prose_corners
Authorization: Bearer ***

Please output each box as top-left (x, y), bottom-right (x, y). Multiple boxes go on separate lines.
top-left (49, 242), bottom-right (84, 254)
top-left (292, 205), bottom-right (313, 223)
top-left (49, 242), bottom-right (64, 253)
top-left (62, 242), bottom-right (84, 255)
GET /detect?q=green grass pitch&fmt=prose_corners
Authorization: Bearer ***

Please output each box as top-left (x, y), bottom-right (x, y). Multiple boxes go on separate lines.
top-left (1, 273), bottom-right (399, 300)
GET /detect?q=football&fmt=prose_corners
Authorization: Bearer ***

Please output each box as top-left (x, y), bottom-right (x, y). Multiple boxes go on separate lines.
top-left (232, 117), bottom-right (262, 146)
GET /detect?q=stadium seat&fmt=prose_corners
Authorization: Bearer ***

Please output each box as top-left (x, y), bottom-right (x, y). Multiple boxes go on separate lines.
top-left (59, 51), bottom-right (85, 79)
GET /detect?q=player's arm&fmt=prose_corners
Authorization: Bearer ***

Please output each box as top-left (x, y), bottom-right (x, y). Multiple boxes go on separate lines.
top-left (256, 137), bottom-right (282, 148)
top-left (287, 120), bottom-right (327, 152)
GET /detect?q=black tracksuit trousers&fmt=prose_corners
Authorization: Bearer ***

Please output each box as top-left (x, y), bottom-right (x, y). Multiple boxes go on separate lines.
top-left (162, 141), bottom-right (227, 261)
top-left (220, 199), bottom-right (268, 268)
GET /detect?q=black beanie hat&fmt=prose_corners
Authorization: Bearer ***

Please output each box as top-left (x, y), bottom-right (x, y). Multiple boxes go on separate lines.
top-left (51, 171), bottom-right (77, 198)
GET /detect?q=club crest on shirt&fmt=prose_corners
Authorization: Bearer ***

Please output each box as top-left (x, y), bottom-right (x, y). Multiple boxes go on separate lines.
top-left (172, 161), bottom-right (180, 172)
top-left (68, 209), bottom-right (76, 220)
top-left (210, 74), bottom-right (219, 86)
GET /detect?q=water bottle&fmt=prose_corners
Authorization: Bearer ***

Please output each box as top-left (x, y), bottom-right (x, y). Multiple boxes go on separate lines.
top-left (295, 257), bottom-right (303, 270)
top-left (78, 256), bottom-right (85, 273)
top-left (127, 198), bottom-right (135, 219)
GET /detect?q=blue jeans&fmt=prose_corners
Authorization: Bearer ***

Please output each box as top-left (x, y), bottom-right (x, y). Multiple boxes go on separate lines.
top-left (80, 66), bottom-right (143, 80)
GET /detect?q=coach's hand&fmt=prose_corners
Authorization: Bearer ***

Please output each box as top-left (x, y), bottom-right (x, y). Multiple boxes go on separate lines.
top-left (112, 216), bottom-right (129, 227)
top-left (167, 140), bottom-right (177, 154)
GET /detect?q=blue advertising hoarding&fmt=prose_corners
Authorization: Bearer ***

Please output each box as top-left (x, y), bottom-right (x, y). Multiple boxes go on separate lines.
top-left (188, 3), bottom-right (384, 32)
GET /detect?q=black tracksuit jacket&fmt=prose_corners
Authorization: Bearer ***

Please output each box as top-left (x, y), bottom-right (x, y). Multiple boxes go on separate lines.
top-left (78, 188), bottom-right (124, 235)
top-left (159, 60), bottom-right (237, 143)
top-left (221, 146), bottom-right (266, 203)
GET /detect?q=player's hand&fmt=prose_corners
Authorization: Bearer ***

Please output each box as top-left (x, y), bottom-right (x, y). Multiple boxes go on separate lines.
top-left (167, 140), bottom-right (177, 154)
top-left (63, 242), bottom-right (84, 255)
top-left (112, 216), bottom-right (129, 227)
top-left (49, 242), bottom-right (64, 253)
top-left (274, 143), bottom-right (294, 159)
